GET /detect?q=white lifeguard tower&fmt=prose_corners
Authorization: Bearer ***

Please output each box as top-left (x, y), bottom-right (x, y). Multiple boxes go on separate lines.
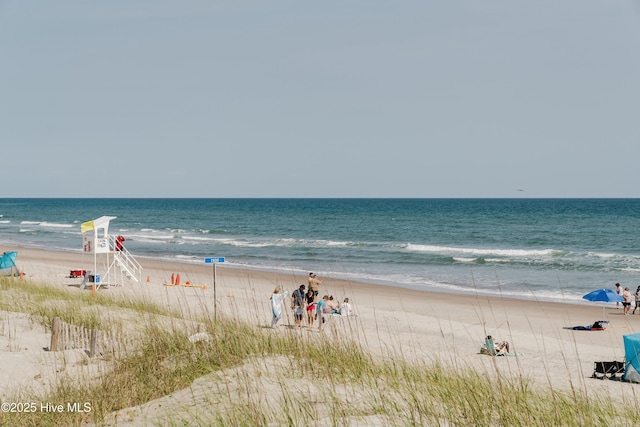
top-left (80, 216), bottom-right (143, 289)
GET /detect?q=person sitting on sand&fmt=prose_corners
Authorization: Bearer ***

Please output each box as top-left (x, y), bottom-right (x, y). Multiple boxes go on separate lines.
top-left (327, 295), bottom-right (339, 314)
top-left (484, 335), bottom-right (510, 354)
top-left (339, 297), bottom-right (354, 316)
top-left (494, 338), bottom-right (510, 353)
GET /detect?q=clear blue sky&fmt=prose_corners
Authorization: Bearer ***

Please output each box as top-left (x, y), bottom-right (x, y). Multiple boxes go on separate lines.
top-left (1, 1), bottom-right (639, 198)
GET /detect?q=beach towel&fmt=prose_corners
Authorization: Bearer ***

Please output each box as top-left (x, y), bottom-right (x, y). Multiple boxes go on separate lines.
top-left (564, 320), bottom-right (609, 331)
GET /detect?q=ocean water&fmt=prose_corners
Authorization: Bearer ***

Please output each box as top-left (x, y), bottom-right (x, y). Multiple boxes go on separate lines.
top-left (0, 198), bottom-right (638, 303)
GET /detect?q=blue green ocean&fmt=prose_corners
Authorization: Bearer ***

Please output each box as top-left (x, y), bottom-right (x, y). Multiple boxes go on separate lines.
top-left (0, 198), bottom-right (638, 303)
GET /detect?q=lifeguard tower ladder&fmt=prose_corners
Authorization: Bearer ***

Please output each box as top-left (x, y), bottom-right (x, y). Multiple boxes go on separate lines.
top-left (80, 216), bottom-right (143, 289)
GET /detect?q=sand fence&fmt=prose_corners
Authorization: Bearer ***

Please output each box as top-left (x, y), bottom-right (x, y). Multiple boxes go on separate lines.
top-left (49, 317), bottom-right (132, 358)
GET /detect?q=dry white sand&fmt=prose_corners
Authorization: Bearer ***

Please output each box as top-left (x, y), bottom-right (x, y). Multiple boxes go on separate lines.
top-left (1, 245), bottom-right (639, 424)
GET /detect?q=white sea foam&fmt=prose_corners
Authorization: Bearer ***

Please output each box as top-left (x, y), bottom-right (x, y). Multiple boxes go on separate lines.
top-left (587, 252), bottom-right (616, 259)
top-left (209, 238), bottom-right (236, 244)
top-left (453, 257), bottom-right (477, 263)
top-left (404, 243), bottom-right (557, 258)
top-left (18, 221), bottom-right (74, 228)
top-left (484, 258), bottom-right (510, 264)
top-left (183, 235), bottom-right (217, 243)
top-left (196, 237), bottom-right (357, 249)
top-left (40, 222), bottom-right (74, 228)
top-left (227, 240), bottom-right (272, 248)
top-left (190, 237), bottom-right (269, 248)
top-left (0, 220), bottom-right (10, 224)
top-left (126, 232), bottom-right (175, 241)
top-left (214, 238), bottom-right (310, 248)
top-left (324, 240), bottom-right (352, 247)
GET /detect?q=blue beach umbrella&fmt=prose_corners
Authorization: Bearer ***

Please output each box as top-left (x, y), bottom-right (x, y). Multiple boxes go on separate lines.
top-left (583, 288), bottom-right (624, 318)
top-left (583, 289), bottom-right (624, 303)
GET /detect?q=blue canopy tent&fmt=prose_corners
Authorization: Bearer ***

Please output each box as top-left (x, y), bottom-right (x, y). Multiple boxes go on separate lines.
top-left (0, 251), bottom-right (19, 276)
top-left (623, 333), bottom-right (640, 383)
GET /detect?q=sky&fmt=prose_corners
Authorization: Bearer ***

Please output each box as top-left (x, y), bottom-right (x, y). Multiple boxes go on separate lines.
top-left (1, 1), bottom-right (639, 198)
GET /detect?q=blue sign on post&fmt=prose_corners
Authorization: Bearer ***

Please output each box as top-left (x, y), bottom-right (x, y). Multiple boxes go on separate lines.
top-left (205, 257), bottom-right (225, 322)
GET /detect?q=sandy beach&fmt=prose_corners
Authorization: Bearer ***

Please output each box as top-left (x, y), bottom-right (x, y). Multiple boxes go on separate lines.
top-left (2, 245), bottom-right (639, 424)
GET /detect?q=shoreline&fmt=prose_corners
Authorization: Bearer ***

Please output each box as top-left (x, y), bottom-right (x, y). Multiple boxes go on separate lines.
top-left (2, 245), bottom-right (631, 332)
top-left (2, 244), bottom-right (631, 326)
top-left (3, 242), bottom-right (596, 306)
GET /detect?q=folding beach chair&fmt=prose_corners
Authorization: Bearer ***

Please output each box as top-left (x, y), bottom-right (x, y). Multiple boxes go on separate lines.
top-left (591, 361), bottom-right (625, 380)
top-left (480, 337), bottom-right (508, 356)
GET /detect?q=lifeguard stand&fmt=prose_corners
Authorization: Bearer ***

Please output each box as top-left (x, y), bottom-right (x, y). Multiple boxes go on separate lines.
top-left (81, 216), bottom-right (142, 289)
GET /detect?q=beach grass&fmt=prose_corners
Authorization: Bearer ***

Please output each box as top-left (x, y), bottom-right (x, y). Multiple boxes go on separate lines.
top-left (0, 276), bottom-right (638, 426)
top-left (0, 276), bottom-right (178, 331)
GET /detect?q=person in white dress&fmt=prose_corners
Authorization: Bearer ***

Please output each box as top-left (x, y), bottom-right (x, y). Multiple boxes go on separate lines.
top-left (270, 286), bottom-right (289, 329)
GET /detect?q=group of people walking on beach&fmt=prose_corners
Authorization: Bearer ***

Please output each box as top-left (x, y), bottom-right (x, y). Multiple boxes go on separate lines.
top-left (269, 273), bottom-right (354, 330)
top-left (615, 282), bottom-right (640, 316)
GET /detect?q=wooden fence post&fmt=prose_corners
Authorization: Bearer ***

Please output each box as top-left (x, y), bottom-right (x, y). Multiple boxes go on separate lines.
top-left (90, 329), bottom-right (97, 357)
top-left (50, 317), bottom-right (61, 352)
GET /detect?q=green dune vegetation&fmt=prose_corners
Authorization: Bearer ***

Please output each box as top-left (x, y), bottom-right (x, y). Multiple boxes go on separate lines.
top-left (0, 276), bottom-right (637, 427)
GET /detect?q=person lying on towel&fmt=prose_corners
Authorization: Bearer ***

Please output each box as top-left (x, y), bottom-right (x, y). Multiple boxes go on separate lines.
top-left (570, 320), bottom-right (608, 330)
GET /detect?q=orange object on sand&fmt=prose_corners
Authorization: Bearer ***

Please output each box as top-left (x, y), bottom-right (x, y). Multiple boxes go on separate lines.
top-left (175, 274), bottom-right (181, 286)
